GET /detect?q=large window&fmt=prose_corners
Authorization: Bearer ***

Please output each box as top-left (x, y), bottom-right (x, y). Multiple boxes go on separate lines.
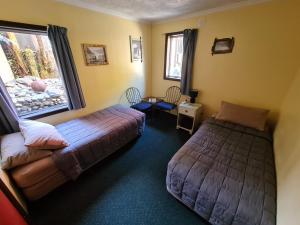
top-left (0, 23), bottom-right (68, 118)
top-left (164, 32), bottom-right (183, 81)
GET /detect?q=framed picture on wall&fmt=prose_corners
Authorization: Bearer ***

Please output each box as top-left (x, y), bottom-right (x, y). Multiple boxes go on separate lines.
top-left (129, 36), bottom-right (143, 62)
top-left (211, 37), bottom-right (235, 55)
top-left (82, 44), bottom-right (109, 66)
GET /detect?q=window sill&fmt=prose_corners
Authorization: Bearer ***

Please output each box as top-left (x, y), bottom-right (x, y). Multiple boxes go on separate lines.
top-left (20, 105), bottom-right (69, 120)
top-left (164, 77), bottom-right (181, 82)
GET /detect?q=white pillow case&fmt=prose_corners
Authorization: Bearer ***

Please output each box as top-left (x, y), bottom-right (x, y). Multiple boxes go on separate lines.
top-left (0, 132), bottom-right (52, 169)
top-left (19, 120), bottom-right (69, 150)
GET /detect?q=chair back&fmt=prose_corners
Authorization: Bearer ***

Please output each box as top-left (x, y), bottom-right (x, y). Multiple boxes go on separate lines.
top-left (165, 86), bottom-right (181, 104)
top-left (125, 87), bottom-right (142, 106)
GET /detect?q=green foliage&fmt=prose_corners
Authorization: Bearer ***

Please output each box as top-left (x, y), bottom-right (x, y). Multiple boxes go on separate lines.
top-left (35, 50), bottom-right (56, 79)
top-left (22, 48), bottom-right (39, 77)
top-left (6, 49), bottom-right (24, 78)
top-left (0, 33), bottom-right (26, 78)
top-left (0, 31), bottom-right (58, 79)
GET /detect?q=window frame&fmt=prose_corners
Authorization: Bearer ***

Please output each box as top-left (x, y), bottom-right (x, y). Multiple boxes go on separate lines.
top-left (163, 31), bottom-right (184, 81)
top-left (0, 20), bottom-right (69, 119)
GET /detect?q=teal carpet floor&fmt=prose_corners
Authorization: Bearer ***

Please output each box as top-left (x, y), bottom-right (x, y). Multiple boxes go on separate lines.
top-left (30, 112), bottom-right (209, 225)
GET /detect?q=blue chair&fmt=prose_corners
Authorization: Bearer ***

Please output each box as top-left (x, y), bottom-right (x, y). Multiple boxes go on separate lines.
top-left (155, 86), bottom-right (181, 111)
top-left (125, 87), bottom-right (152, 113)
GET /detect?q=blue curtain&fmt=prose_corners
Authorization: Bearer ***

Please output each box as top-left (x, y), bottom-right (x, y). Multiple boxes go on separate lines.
top-left (48, 25), bottom-right (86, 110)
top-left (0, 78), bottom-right (19, 135)
top-left (180, 29), bottom-right (198, 95)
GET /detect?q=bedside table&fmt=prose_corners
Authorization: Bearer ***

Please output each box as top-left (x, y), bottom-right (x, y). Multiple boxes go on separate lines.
top-left (176, 102), bottom-right (203, 134)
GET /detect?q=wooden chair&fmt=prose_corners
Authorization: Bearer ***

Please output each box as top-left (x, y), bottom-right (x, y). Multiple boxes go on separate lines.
top-left (125, 87), bottom-right (152, 113)
top-left (155, 86), bottom-right (181, 111)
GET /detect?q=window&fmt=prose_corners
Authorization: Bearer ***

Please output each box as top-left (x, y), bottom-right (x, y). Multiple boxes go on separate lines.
top-left (0, 22), bottom-right (68, 119)
top-left (164, 32), bottom-right (184, 81)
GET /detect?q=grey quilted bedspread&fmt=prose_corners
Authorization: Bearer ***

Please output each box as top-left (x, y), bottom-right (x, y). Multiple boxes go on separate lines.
top-left (52, 104), bottom-right (145, 180)
top-left (167, 118), bottom-right (276, 225)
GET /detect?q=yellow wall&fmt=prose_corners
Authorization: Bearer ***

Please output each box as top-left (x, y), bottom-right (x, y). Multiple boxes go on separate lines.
top-left (0, 0), bottom-right (152, 125)
top-left (0, 0), bottom-right (152, 212)
top-left (151, 0), bottom-right (300, 125)
top-left (274, 69), bottom-right (300, 225)
top-left (152, 3), bottom-right (300, 223)
top-left (1, 0), bottom-right (299, 127)
top-left (1, 0), bottom-right (300, 224)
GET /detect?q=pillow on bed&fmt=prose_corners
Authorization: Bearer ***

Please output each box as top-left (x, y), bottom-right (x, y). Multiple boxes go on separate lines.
top-left (0, 132), bottom-right (52, 170)
top-left (216, 101), bottom-right (269, 131)
top-left (19, 120), bottom-right (69, 150)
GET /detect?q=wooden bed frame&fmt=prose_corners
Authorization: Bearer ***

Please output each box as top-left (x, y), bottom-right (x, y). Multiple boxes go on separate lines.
top-left (0, 169), bottom-right (29, 218)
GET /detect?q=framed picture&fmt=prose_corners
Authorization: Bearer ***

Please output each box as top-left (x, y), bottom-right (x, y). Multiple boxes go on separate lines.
top-left (211, 37), bottom-right (235, 55)
top-left (129, 36), bottom-right (143, 62)
top-left (82, 44), bottom-right (109, 66)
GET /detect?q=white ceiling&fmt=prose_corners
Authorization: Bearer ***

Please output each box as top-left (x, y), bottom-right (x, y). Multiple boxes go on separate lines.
top-left (57, 0), bottom-right (269, 22)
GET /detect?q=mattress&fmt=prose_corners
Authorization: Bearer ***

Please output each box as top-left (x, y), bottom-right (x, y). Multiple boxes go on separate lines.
top-left (11, 157), bottom-right (67, 201)
top-left (166, 118), bottom-right (276, 225)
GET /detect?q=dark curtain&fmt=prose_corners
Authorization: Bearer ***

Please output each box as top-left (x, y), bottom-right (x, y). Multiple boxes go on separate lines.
top-left (48, 25), bottom-right (86, 110)
top-left (180, 29), bottom-right (198, 95)
top-left (0, 78), bottom-right (19, 135)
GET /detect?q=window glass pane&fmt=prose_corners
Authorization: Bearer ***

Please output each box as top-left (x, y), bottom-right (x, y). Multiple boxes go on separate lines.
top-left (0, 30), bottom-right (68, 117)
top-left (166, 33), bottom-right (183, 79)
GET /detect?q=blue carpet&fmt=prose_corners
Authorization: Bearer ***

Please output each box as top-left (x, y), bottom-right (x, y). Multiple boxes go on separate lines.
top-left (30, 112), bottom-right (209, 225)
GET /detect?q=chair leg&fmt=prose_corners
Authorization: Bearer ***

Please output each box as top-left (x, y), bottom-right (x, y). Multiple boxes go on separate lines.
top-left (151, 107), bottom-right (155, 120)
top-left (144, 109), bottom-right (152, 122)
top-left (153, 107), bottom-right (159, 118)
top-left (149, 108), bottom-right (152, 122)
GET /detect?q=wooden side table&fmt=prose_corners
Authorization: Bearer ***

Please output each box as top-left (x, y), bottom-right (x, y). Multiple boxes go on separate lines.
top-left (176, 102), bottom-right (203, 134)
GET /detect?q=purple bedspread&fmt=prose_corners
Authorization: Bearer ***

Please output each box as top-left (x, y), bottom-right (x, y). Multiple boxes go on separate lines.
top-left (167, 118), bottom-right (276, 225)
top-left (52, 105), bottom-right (145, 180)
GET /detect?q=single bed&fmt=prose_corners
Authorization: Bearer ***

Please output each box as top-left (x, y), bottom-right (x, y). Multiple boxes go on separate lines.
top-left (8, 104), bottom-right (145, 201)
top-left (166, 118), bottom-right (276, 225)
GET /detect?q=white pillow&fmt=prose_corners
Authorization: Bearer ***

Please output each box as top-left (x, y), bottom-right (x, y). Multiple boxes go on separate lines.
top-left (1, 132), bottom-right (52, 169)
top-left (19, 120), bottom-right (69, 150)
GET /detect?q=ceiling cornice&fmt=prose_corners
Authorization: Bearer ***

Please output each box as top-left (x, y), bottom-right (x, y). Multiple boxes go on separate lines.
top-left (56, 0), bottom-right (272, 25)
top-left (56, 0), bottom-right (150, 23)
top-left (153, 0), bottom-right (272, 24)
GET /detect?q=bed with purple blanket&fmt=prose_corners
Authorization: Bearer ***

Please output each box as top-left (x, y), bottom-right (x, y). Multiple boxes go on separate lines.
top-left (10, 105), bottom-right (145, 200)
top-left (166, 118), bottom-right (276, 225)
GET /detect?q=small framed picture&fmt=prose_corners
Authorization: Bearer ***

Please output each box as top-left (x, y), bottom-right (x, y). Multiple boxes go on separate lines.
top-left (211, 37), bottom-right (235, 55)
top-left (129, 36), bottom-right (143, 62)
top-left (82, 44), bottom-right (109, 66)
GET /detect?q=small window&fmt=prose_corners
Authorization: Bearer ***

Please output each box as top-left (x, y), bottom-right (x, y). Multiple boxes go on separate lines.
top-left (0, 24), bottom-right (69, 119)
top-left (164, 32), bottom-right (184, 81)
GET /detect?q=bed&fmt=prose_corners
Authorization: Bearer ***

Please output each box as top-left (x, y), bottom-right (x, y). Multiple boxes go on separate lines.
top-left (166, 118), bottom-right (276, 225)
top-left (7, 104), bottom-right (145, 201)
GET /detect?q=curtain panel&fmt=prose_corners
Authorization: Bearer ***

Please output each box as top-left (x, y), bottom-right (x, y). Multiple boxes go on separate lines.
top-left (180, 29), bottom-right (198, 95)
top-left (0, 79), bottom-right (19, 135)
top-left (48, 25), bottom-right (86, 110)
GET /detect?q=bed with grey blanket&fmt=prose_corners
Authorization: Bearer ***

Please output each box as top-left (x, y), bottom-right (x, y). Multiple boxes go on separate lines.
top-left (53, 104), bottom-right (145, 180)
top-left (167, 118), bottom-right (276, 225)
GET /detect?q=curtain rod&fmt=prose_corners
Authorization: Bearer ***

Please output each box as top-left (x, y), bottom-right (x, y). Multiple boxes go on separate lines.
top-left (161, 28), bottom-right (198, 35)
top-left (0, 20), bottom-right (47, 33)
top-left (162, 30), bottom-right (183, 35)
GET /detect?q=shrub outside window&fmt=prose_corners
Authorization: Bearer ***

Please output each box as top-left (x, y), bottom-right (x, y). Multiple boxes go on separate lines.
top-left (0, 29), bottom-right (68, 118)
top-left (164, 32), bottom-right (184, 81)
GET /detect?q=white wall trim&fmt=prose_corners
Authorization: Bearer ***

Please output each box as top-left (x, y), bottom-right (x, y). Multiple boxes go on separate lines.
top-left (153, 0), bottom-right (272, 24)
